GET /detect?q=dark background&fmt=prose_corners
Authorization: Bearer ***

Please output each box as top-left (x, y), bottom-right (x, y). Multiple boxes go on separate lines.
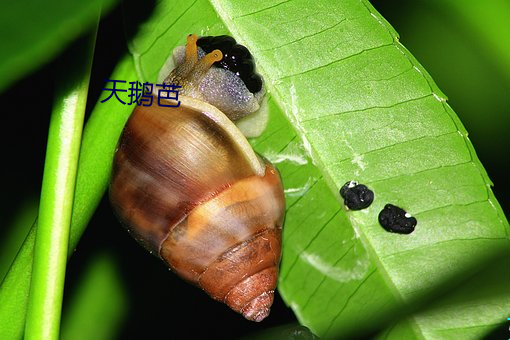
top-left (1, 1), bottom-right (508, 339)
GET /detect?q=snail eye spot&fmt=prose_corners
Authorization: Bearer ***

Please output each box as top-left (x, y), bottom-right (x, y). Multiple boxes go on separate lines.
top-left (378, 204), bottom-right (417, 234)
top-left (339, 180), bottom-right (374, 210)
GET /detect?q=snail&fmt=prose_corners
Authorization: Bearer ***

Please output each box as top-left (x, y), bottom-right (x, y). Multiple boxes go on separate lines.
top-left (109, 34), bottom-right (285, 322)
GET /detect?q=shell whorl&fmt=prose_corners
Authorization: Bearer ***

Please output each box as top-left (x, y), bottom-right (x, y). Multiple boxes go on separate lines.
top-left (161, 163), bottom-right (284, 321)
top-left (109, 96), bottom-right (285, 321)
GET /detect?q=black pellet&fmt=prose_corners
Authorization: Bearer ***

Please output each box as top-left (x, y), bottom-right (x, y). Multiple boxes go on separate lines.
top-left (340, 181), bottom-right (374, 210)
top-left (339, 181), bottom-right (374, 210)
top-left (378, 204), bottom-right (417, 234)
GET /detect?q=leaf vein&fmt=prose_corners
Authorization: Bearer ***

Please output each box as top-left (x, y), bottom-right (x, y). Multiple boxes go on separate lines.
top-left (282, 205), bottom-right (340, 282)
top-left (258, 18), bottom-right (348, 52)
top-left (381, 237), bottom-right (508, 260)
top-left (279, 43), bottom-right (393, 80)
top-left (324, 268), bottom-right (377, 335)
top-left (302, 94), bottom-right (433, 123)
top-left (414, 199), bottom-right (489, 217)
top-left (301, 243), bottom-right (355, 312)
top-left (332, 131), bottom-right (460, 166)
top-left (234, 0), bottom-right (292, 19)
top-left (366, 161), bottom-right (474, 185)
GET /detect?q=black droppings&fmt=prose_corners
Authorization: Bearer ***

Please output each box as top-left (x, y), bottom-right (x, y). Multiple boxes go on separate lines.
top-left (339, 180), bottom-right (374, 210)
top-left (378, 204), bottom-right (417, 234)
top-left (197, 35), bottom-right (262, 93)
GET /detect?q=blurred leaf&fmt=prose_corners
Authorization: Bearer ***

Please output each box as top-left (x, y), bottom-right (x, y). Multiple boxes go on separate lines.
top-left (431, 0), bottom-right (510, 83)
top-left (61, 253), bottom-right (128, 340)
top-left (24, 25), bottom-right (98, 339)
top-left (0, 198), bottom-right (38, 282)
top-left (125, 0), bottom-right (510, 338)
top-left (0, 56), bottom-right (136, 339)
top-left (0, 0), bottom-right (117, 92)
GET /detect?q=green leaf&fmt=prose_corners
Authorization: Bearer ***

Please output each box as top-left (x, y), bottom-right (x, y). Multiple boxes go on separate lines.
top-left (60, 253), bottom-right (128, 340)
top-left (0, 0), bottom-right (117, 92)
top-left (0, 198), bottom-right (38, 282)
top-left (24, 25), bottom-right (98, 339)
top-left (125, 0), bottom-right (510, 338)
top-left (428, 0), bottom-right (510, 83)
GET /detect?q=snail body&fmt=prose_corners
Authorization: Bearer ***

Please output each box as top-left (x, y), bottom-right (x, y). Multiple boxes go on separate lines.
top-left (110, 35), bottom-right (285, 321)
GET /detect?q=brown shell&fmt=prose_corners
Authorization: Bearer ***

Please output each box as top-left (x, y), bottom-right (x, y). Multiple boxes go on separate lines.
top-left (109, 97), bottom-right (285, 321)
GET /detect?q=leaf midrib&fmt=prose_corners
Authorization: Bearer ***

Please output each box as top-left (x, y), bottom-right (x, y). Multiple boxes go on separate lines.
top-left (207, 0), bottom-right (508, 337)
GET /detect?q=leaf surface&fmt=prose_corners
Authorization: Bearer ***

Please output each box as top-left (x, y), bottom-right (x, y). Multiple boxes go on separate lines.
top-left (124, 0), bottom-right (510, 338)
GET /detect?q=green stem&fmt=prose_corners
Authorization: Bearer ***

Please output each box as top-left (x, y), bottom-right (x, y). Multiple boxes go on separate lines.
top-left (23, 27), bottom-right (98, 339)
top-left (0, 51), bottom-right (136, 340)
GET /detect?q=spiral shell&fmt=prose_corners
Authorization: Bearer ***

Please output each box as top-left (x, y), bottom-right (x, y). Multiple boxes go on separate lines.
top-left (110, 94), bottom-right (285, 321)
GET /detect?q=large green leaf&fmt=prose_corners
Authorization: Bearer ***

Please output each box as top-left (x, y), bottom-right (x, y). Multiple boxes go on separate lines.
top-left (2, 0), bottom-right (508, 338)
top-left (125, 0), bottom-right (509, 338)
top-left (0, 0), bottom-right (117, 92)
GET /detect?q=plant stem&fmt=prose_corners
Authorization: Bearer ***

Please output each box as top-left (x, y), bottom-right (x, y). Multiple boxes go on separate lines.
top-left (24, 26), bottom-right (98, 340)
top-left (0, 53), bottom-right (135, 340)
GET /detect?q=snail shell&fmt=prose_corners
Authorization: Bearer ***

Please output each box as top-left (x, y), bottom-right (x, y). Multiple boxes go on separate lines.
top-left (110, 35), bottom-right (285, 321)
